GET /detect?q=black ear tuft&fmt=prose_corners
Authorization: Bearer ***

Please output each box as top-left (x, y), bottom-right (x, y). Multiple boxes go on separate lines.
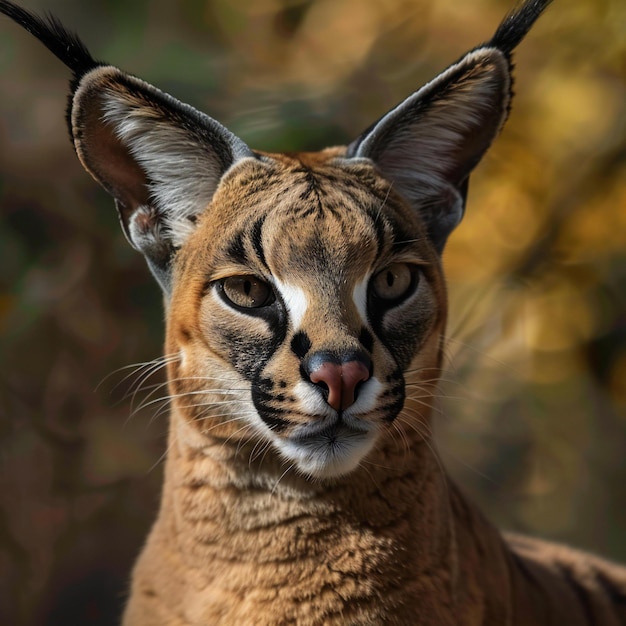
top-left (68, 67), bottom-right (255, 292)
top-left (0, 0), bottom-right (102, 143)
top-left (1, 0), bottom-right (255, 294)
top-left (347, 0), bottom-right (552, 253)
top-left (0, 1), bottom-right (97, 75)
top-left (489, 0), bottom-right (553, 55)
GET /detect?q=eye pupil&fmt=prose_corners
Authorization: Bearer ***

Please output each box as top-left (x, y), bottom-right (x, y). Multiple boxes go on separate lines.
top-left (371, 263), bottom-right (417, 303)
top-left (220, 275), bottom-right (275, 309)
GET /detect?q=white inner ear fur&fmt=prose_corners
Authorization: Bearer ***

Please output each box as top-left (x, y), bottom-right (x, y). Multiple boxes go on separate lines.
top-left (356, 48), bottom-right (511, 199)
top-left (67, 63), bottom-right (252, 251)
top-left (100, 92), bottom-right (224, 247)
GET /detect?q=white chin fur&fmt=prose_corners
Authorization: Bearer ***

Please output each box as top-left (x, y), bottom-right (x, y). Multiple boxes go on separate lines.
top-left (277, 429), bottom-right (378, 479)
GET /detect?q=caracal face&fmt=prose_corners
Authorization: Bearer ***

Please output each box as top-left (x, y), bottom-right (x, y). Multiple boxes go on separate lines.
top-left (167, 150), bottom-right (446, 479)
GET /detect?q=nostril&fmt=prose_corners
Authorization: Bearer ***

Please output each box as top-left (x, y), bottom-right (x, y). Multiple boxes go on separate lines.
top-left (340, 360), bottom-right (370, 410)
top-left (309, 362), bottom-right (343, 411)
top-left (353, 379), bottom-right (366, 401)
top-left (315, 380), bottom-right (329, 395)
top-left (306, 356), bottom-right (370, 412)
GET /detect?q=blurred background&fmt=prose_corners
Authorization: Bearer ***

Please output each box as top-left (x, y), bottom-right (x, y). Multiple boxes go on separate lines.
top-left (0, 0), bottom-right (624, 623)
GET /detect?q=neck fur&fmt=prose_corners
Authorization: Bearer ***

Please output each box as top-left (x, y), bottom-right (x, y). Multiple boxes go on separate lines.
top-left (140, 403), bottom-right (512, 625)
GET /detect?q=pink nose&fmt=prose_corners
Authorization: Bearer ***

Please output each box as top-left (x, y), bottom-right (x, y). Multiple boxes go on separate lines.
top-left (309, 360), bottom-right (370, 411)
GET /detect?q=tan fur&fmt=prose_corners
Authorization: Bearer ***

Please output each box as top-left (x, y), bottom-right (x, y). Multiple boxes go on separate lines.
top-left (121, 152), bottom-right (626, 625)
top-left (3, 0), bottom-right (625, 623)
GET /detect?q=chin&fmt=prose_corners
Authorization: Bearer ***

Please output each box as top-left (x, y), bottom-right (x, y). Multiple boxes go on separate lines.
top-left (278, 427), bottom-right (379, 480)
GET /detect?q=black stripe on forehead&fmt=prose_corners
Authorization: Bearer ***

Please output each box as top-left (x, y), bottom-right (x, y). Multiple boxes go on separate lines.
top-left (366, 208), bottom-right (386, 257)
top-left (289, 164), bottom-right (335, 221)
top-left (251, 215), bottom-right (269, 270)
top-left (225, 230), bottom-right (246, 265)
top-left (223, 217), bottom-right (270, 271)
top-left (363, 205), bottom-right (420, 256)
top-left (386, 214), bottom-right (418, 252)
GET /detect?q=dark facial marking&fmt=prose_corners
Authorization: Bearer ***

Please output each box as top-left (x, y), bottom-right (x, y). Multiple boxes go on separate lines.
top-left (225, 230), bottom-right (247, 265)
top-left (358, 328), bottom-right (374, 353)
top-left (252, 376), bottom-right (290, 433)
top-left (381, 392), bottom-right (406, 423)
top-left (250, 215), bottom-right (268, 270)
top-left (215, 299), bottom-right (287, 382)
top-left (377, 368), bottom-right (406, 422)
top-left (291, 331), bottom-right (312, 359)
top-left (261, 414), bottom-right (290, 432)
top-left (367, 274), bottom-right (426, 370)
top-left (386, 213), bottom-right (418, 252)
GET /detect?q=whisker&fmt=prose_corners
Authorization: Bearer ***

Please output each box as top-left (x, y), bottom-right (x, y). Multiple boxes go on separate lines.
top-left (254, 439), bottom-right (276, 469)
top-left (128, 375), bottom-right (246, 412)
top-left (147, 436), bottom-right (176, 475)
top-left (356, 459), bottom-right (383, 492)
top-left (406, 391), bottom-right (465, 409)
top-left (394, 413), bottom-right (449, 501)
top-left (375, 183), bottom-right (393, 223)
top-left (186, 411), bottom-right (250, 438)
top-left (218, 422), bottom-right (255, 448)
top-left (445, 336), bottom-right (521, 374)
top-left (127, 356), bottom-right (181, 409)
top-left (271, 465), bottom-right (294, 495)
top-left (390, 421), bottom-right (411, 464)
top-left (131, 390), bottom-right (248, 417)
top-left (249, 437), bottom-right (273, 466)
top-left (96, 353), bottom-right (178, 393)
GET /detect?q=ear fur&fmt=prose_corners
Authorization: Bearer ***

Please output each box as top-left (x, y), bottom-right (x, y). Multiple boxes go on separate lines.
top-left (71, 66), bottom-right (254, 290)
top-left (348, 49), bottom-right (510, 251)
top-left (0, 0), bottom-right (552, 279)
top-left (0, 0), bottom-right (254, 292)
top-left (347, 0), bottom-right (553, 252)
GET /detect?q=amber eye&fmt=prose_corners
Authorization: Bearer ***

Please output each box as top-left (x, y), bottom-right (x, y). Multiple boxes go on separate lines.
top-left (371, 263), bottom-right (416, 302)
top-left (221, 276), bottom-right (275, 309)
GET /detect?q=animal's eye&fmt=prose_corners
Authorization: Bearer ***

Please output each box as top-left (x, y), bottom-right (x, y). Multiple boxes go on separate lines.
top-left (371, 263), bottom-right (416, 302)
top-left (220, 276), bottom-right (275, 309)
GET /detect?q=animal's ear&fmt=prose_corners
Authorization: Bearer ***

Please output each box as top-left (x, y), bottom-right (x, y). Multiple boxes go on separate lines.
top-left (347, 0), bottom-right (552, 252)
top-left (347, 48), bottom-right (510, 252)
top-left (0, 0), bottom-right (254, 292)
top-left (71, 66), bottom-right (254, 290)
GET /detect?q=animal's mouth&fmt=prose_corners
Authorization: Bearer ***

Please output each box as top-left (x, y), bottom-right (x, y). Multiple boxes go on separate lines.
top-left (277, 417), bottom-right (379, 478)
top-left (290, 412), bottom-right (375, 442)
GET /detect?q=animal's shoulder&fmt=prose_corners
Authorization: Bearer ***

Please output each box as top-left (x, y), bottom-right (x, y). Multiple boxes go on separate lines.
top-left (505, 531), bottom-right (626, 621)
